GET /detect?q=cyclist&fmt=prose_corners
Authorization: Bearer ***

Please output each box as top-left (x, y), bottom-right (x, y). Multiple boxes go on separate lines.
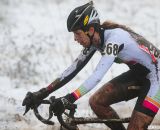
top-left (22, 1), bottom-right (160, 130)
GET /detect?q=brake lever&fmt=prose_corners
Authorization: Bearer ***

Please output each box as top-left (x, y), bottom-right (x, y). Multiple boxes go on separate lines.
top-left (47, 108), bottom-right (53, 120)
top-left (23, 101), bottom-right (42, 115)
top-left (47, 96), bottom-right (56, 120)
top-left (23, 106), bottom-right (30, 115)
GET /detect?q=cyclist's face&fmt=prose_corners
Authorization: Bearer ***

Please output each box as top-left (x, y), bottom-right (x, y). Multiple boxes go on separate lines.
top-left (73, 30), bottom-right (91, 48)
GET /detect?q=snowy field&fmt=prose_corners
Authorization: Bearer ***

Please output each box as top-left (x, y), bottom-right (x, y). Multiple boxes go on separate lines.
top-left (0, 0), bottom-right (160, 130)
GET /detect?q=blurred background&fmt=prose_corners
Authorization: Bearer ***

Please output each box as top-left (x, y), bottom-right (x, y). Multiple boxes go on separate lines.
top-left (0, 0), bottom-right (160, 130)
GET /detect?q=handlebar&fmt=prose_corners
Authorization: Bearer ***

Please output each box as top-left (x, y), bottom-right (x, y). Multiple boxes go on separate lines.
top-left (33, 100), bottom-right (55, 125)
top-left (33, 96), bottom-right (78, 130)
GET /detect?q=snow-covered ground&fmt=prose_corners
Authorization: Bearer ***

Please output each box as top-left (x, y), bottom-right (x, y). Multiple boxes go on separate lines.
top-left (0, 0), bottom-right (160, 130)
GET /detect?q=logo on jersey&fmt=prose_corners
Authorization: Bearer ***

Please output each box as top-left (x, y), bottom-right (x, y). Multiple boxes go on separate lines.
top-left (139, 44), bottom-right (160, 63)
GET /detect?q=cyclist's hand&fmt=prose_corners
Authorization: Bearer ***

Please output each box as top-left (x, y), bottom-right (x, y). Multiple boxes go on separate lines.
top-left (22, 91), bottom-right (41, 115)
top-left (51, 97), bottom-right (67, 116)
top-left (51, 95), bottom-right (74, 116)
top-left (22, 88), bottom-right (50, 115)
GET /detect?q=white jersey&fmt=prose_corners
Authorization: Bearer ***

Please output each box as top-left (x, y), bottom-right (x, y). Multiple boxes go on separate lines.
top-left (58, 28), bottom-right (160, 105)
top-left (84, 28), bottom-right (160, 98)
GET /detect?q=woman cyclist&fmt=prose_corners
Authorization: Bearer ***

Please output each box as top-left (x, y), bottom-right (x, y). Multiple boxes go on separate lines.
top-left (22, 1), bottom-right (160, 130)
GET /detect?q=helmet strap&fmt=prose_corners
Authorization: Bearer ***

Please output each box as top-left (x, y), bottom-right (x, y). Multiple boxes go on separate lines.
top-left (87, 31), bottom-right (95, 46)
top-left (84, 24), bottom-right (100, 47)
top-left (84, 28), bottom-right (95, 47)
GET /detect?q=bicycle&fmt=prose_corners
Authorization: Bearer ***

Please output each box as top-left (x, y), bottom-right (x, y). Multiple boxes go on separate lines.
top-left (23, 85), bottom-right (160, 130)
top-left (29, 96), bottom-right (131, 130)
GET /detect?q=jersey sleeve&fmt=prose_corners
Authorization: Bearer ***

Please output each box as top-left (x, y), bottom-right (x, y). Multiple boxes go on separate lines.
top-left (59, 47), bottom-right (96, 81)
top-left (46, 47), bottom-right (96, 93)
top-left (72, 54), bottom-right (115, 99)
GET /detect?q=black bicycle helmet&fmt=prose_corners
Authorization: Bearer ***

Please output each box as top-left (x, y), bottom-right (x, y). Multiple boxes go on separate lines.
top-left (67, 1), bottom-right (100, 32)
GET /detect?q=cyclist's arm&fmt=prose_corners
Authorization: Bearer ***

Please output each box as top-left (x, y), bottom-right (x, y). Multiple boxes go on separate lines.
top-left (71, 54), bottom-right (115, 100)
top-left (70, 39), bottom-right (124, 101)
top-left (46, 47), bottom-right (96, 93)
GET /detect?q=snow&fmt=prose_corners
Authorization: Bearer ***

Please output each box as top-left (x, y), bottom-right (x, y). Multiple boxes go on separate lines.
top-left (0, 0), bottom-right (160, 130)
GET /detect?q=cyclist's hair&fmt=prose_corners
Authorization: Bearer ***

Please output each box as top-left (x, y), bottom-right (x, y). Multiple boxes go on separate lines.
top-left (101, 20), bottom-right (146, 43)
top-left (101, 20), bottom-right (135, 34)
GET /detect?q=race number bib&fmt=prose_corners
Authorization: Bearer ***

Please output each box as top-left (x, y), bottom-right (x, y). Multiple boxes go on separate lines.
top-left (104, 43), bottom-right (124, 56)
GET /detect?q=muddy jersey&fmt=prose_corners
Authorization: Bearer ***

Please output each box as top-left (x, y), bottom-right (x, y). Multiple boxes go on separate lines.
top-left (58, 28), bottom-right (160, 112)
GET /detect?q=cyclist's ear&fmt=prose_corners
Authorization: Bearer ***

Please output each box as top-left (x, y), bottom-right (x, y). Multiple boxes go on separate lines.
top-left (88, 27), bottom-right (95, 36)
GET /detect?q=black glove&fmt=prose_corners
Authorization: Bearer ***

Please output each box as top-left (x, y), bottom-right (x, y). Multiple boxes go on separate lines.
top-left (51, 94), bottom-right (76, 116)
top-left (22, 88), bottom-right (50, 115)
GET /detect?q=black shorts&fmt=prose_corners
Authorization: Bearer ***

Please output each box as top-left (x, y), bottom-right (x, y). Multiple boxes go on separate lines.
top-left (109, 64), bottom-right (156, 117)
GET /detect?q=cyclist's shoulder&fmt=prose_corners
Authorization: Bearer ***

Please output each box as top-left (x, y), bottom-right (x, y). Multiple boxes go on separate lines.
top-left (104, 28), bottom-right (130, 38)
top-left (104, 28), bottom-right (132, 45)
